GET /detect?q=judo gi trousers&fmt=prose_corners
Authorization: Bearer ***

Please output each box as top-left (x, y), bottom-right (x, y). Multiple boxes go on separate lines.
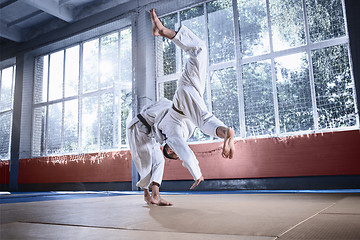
top-left (127, 120), bottom-right (165, 189)
top-left (172, 25), bottom-right (226, 138)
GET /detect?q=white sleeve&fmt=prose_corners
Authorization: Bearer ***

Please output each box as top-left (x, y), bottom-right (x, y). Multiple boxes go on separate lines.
top-left (166, 136), bottom-right (202, 181)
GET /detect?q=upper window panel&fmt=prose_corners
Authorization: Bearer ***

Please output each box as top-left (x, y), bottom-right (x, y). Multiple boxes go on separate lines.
top-left (48, 50), bottom-right (64, 101)
top-left (65, 45), bottom-right (80, 98)
top-left (270, 0), bottom-right (306, 51)
top-left (306, 0), bottom-right (346, 42)
top-left (0, 66), bottom-right (15, 111)
top-left (156, 13), bottom-right (178, 77)
top-left (238, 0), bottom-right (270, 57)
top-left (32, 27), bottom-right (132, 157)
top-left (207, 0), bottom-right (235, 65)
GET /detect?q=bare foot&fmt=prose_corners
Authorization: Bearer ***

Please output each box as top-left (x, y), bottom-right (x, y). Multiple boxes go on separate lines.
top-left (144, 189), bottom-right (152, 205)
top-left (150, 8), bottom-right (162, 36)
top-left (151, 196), bottom-right (173, 206)
top-left (150, 8), bottom-right (176, 39)
top-left (222, 128), bottom-right (235, 159)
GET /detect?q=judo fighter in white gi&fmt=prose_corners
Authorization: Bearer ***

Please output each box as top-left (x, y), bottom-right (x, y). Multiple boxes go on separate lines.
top-left (127, 98), bottom-right (180, 206)
top-left (151, 9), bottom-right (235, 188)
top-left (126, 9), bottom-right (235, 206)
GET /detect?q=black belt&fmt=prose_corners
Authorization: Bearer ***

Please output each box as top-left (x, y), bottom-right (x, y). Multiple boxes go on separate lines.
top-left (172, 104), bottom-right (185, 115)
top-left (137, 114), bottom-right (151, 133)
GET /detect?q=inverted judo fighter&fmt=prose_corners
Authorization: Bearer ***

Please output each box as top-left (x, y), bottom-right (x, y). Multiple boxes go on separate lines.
top-left (126, 8), bottom-right (235, 206)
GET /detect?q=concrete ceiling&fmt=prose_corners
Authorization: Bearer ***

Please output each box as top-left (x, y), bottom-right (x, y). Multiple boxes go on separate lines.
top-left (0, 0), bottom-right (133, 50)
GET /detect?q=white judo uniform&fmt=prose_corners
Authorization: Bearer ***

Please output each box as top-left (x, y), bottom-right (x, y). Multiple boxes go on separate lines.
top-left (127, 25), bottom-right (227, 188)
top-left (158, 25), bottom-right (226, 181)
top-left (127, 98), bottom-right (195, 189)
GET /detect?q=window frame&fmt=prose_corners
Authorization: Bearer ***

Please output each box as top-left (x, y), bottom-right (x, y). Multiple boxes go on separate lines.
top-left (31, 22), bottom-right (133, 157)
top-left (155, 0), bottom-right (359, 140)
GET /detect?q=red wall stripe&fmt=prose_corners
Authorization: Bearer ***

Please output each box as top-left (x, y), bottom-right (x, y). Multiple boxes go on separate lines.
top-left (18, 150), bottom-right (132, 184)
top-left (0, 130), bottom-right (359, 184)
top-left (163, 130), bottom-right (360, 180)
top-left (0, 160), bottom-right (9, 184)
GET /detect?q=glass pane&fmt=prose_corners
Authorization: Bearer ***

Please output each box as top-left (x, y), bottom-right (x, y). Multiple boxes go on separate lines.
top-left (207, 0), bottom-right (235, 65)
top-left (82, 95), bottom-right (98, 152)
top-left (181, 6), bottom-right (206, 67)
top-left (270, 0), bottom-right (306, 51)
top-left (0, 112), bottom-right (12, 160)
top-left (120, 27), bottom-right (132, 145)
top-left (159, 80), bottom-right (177, 101)
top-left (210, 67), bottom-right (240, 136)
top-left (48, 50), bottom-right (64, 101)
top-left (100, 32), bottom-right (118, 89)
top-left (34, 56), bottom-right (48, 103)
top-left (32, 106), bottom-right (46, 156)
top-left (180, 5), bottom-right (205, 40)
top-left (312, 44), bottom-right (356, 129)
top-left (306, 0), bottom-right (346, 42)
top-left (64, 45), bottom-right (79, 98)
top-left (0, 66), bottom-right (14, 111)
top-left (157, 14), bottom-right (178, 76)
top-left (64, 100), bottom-right (78, 153)
top-left (238, 0), bottom-right (270, 57)
top-left (243, 60), bottom-right (275, 136)
top-left (47, 102), bottom-right (62, 155)
top-left (100, 92), bottom-right (114, 149)
top-left (83, 39), bottom-right (99, 93)
top-left (120, 28), bottom-right (132, 84)
top-left (275, 53), bottom-right (313, 133)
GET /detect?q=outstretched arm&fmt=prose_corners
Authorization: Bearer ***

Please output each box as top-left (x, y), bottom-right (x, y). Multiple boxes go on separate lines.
top-left (165, 136), bottom-right (204, 189)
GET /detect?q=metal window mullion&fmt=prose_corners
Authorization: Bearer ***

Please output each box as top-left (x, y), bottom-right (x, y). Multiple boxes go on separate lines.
top-left (341, 0), bottom-right (359, 127)
top-left (203, 2), bottom-right (214, 141)
top-left (8, 66), bottom-right (15, 159)
top-left (0, 108), bottom-right (12, 115)
top-left (302, 0), bottom-right (319, 130)
top-left (61, 50), bottom-right (66, 154)
top-left (131, 23), bottom-right (136, 118)
top-left (204, 2), bottom-right (212, 113)
top-left (237, 37), bottom-right (347, 65)
top-left (155, 43), bottom-right (160, 101)
top-left (30, 63), bottom-right (34, 157)
top-left (97, 37), bottom-right (101, 151)
top-left (44, 54), bottom-right (50, 155)
top-left (266, 0), bottom-right (280, 135)
top-left (232, 0), bottom-right (246, 138)
top-left (32, 96), bottom-right (78, 108)
top-left (157, 73), bottom-right (181, 83)
top-left (82, 88), bottom-right (114, 98)
top-left (10, 66), bottom-right (15, 109)
top-left (176, 11), bottom-right (181, 80)
top-left (208, 61), bottom-right (236, 72)
top-left (115, 30), bottom-right (121, 148)
top-left (270, 59), bottom-right (280, 134)
top-left (78, 43), bottom-right (84, 153)
top-left (309, 37), bottom-right (347, 50)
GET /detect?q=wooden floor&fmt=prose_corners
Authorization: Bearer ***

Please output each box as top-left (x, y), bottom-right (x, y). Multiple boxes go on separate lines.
top-left (1, 191), bottom-right (360, 239)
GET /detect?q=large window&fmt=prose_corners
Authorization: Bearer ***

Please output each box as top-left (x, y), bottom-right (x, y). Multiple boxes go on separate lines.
top-left (0, 65), bottom-right (15, 160)
top-left (156, 0), bottom-right (358, 139)
top-left (32, 27), bottom-right (132, 156)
